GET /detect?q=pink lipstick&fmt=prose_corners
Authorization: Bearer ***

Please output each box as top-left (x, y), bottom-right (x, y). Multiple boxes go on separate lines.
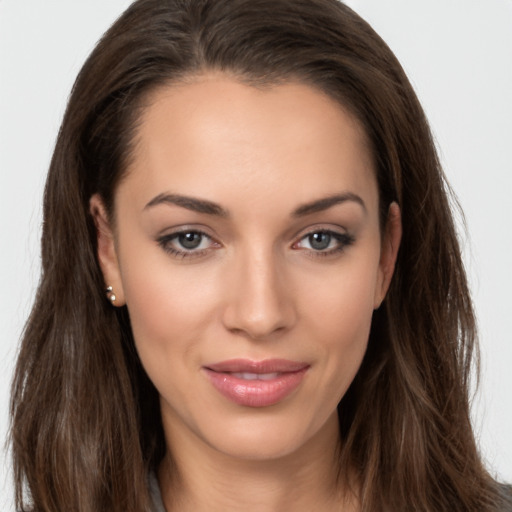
top-left (203, 359), bottom-right (309, 407)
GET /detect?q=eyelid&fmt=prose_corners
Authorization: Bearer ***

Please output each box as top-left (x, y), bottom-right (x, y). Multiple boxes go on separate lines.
top-left (155, 223), bottom-right (217, 238)
top-left (290, 223), bottom-right (349, 242)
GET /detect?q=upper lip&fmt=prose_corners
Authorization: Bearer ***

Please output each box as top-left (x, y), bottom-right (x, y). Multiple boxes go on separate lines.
top-left (205, 358), bottom-right (309, 373)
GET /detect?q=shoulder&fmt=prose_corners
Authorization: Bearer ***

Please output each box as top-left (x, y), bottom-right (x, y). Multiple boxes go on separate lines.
top-left (148, 471), bottom-right (166, 512)
top-left (497, 483), bottom-right (512, 511)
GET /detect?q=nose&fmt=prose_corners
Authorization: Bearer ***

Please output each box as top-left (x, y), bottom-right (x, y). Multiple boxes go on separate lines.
top-left (221, 248), bottom-right (297, 340)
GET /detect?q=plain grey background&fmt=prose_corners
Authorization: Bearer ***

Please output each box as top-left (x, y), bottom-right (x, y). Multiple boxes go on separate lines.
top-left (1, 1), bottom-right (511, 509)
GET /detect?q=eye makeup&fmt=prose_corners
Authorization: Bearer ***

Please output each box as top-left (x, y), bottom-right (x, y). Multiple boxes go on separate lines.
top-left (156, 229), bottom-right (220, 259)
top-left (292, 229), bottom-right (355, 257)
top-left (156, 225), bottom-right (355, 261)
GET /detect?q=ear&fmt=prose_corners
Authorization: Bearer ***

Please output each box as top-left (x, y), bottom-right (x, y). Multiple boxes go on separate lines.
top-left (374, 202), bottom-right (402, 309)
top-left (89, 194), bottom-right (125, 306)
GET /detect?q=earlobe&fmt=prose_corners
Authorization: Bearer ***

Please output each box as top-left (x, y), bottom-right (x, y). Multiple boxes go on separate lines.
top-left (374, 202), bottom-right (402, 309)
top-left (89, 194), bottom-right (125, 306)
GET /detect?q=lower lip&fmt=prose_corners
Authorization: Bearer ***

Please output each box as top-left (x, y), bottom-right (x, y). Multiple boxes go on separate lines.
top-left (203, 367), bottom-right (308, 407)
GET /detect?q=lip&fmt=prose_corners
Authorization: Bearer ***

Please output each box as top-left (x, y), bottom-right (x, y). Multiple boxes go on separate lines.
top-left (203, 359), bottom-right (309, 408)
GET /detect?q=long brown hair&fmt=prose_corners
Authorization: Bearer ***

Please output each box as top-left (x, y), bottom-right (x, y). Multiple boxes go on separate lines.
top-left (10, 0), bottom-right (511, 510)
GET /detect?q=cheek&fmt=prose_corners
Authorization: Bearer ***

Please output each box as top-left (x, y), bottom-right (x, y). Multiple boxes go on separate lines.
top-left (120, 262), bottom-right (224, 418)
top-left (301, 252), bottom-right (380, 336)
top-left (298, 251), bottom-right (380, 386)
top-left (117, 238), bottom-right (224, 371)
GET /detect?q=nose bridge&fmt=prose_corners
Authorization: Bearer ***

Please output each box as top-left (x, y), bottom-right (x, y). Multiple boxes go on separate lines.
top-left (222, 242), bottom-right (295, 339)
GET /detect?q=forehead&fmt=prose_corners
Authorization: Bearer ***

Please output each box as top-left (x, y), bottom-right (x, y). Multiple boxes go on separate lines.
top-left (120, 74), bottom-right (377, 215)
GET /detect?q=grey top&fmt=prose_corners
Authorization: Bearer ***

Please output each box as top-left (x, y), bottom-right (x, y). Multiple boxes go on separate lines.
top-left (149, 472), bottom-right (166, 512)
top-left (146, 472), bottom-right (512, 511)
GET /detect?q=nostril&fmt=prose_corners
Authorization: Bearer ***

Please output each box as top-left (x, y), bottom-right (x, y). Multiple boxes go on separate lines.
top-left (222, 296), bottom-right (296, 340)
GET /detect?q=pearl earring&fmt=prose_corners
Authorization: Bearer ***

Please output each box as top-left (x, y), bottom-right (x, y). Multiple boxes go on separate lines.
top-left (105, 286), bottom-right (116, 303)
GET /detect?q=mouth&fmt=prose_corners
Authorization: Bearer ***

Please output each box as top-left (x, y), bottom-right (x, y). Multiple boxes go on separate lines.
top-left (203, 359), bottom-right (309, 408)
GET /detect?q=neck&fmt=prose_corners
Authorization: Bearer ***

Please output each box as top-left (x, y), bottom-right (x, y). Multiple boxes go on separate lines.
top-left (158, 413), bottom-right (358, 512)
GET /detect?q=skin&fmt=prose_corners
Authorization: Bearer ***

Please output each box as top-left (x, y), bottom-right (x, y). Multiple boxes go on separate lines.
top-left (91, 74), bottom-right (401, 511)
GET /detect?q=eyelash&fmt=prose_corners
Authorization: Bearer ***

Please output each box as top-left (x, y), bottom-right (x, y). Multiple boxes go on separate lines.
top-left (157, 229), bottom-right (217, 259)
top-left (292, 230), bottom-right (355, 257)
top-left (156, 228), bottom-right (355, 259)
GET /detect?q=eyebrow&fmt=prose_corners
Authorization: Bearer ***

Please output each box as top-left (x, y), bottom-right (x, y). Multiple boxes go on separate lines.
top-left (292, 192), bottom-right (366, 217)
top-left (144, 193), bottom-right (229, 217)
top-left (144, 191), bottom-right (366, 217)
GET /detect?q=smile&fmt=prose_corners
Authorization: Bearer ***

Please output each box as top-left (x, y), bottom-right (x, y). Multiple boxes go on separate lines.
top-left (203, 359), bottom-right (309, 407)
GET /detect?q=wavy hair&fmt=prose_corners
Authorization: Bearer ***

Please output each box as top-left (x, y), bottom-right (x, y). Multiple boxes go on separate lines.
top-left (10, 0), bottom-right (511, 510)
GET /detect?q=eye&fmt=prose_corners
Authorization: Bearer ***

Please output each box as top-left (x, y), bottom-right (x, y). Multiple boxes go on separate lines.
top-left (293, 229), bottom-right (354, 256)
top-left (157, 229), bottom-right (219, 258)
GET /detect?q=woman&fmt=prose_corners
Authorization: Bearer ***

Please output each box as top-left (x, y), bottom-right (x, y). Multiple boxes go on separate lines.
top-left (9, 0), bottom-right (511, 510)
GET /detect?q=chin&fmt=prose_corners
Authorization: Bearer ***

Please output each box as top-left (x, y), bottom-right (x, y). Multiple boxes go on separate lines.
top-left (196, 409), bottom-right (339, 463)
top-left (209, 435), bottom-right (308, 462)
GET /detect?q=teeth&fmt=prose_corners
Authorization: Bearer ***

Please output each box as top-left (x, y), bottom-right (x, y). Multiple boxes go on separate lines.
top-left (231, 372), bottom-right (280, 381)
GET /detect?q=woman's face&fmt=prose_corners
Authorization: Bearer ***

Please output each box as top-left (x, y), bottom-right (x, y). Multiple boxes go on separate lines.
top-left (92, 75), bottom-right (400, 461)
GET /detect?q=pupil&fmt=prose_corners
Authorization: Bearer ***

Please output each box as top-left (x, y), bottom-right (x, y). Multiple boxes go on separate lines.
top-left (179, 232), bottom-right (202, 249)
top-left (309, 232), bottom-right (331, 250)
